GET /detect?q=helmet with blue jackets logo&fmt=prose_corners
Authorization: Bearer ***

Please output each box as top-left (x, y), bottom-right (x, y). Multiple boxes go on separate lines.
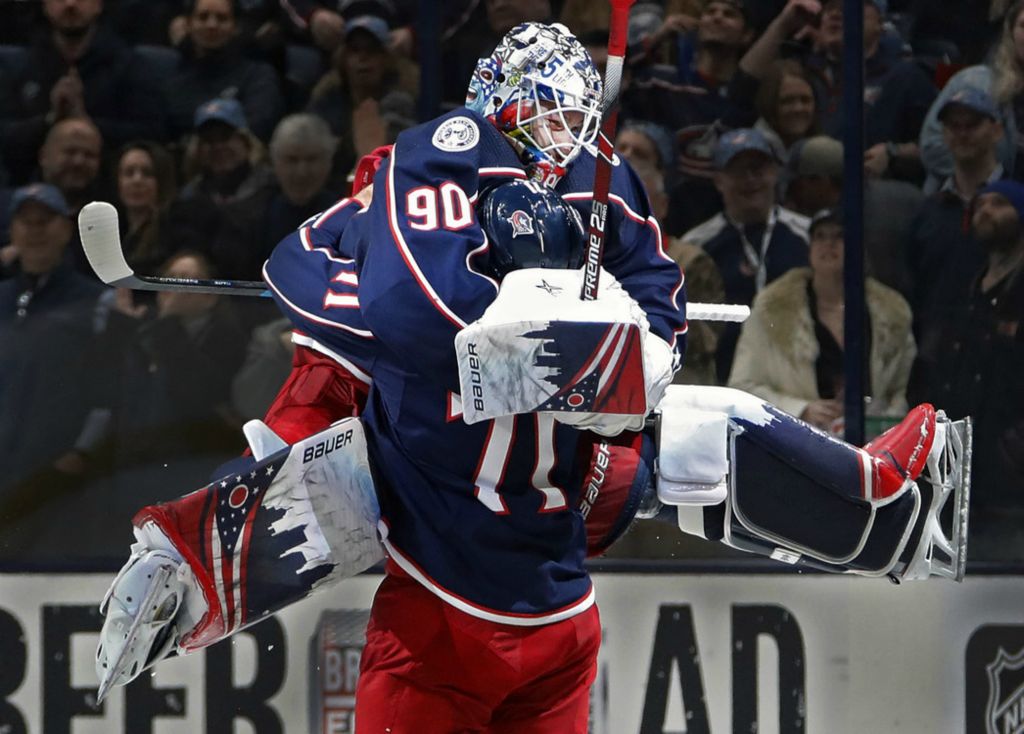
top-left (476, 179), bottom-right (586, 279)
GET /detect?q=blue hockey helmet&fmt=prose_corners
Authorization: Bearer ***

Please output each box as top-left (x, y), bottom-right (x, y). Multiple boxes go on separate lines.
top-left (477, 180), bottom-right (586, 278)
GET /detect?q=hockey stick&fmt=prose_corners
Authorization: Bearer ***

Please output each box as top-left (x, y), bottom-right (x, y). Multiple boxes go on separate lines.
top-left (78, 201), bottom-right (749, 321)
top-left (580, 0), bottom-right (635, 301)
top-left (78, 201), bottom-right (270, 297)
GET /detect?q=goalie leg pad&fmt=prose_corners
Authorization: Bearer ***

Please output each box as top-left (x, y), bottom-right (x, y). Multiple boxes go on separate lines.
top-left (728, 418), bottom-right (908, 565)
top-left (659, 386), bottom-right (926, 576)
top-left (132, 417), bottom-right (383, 653)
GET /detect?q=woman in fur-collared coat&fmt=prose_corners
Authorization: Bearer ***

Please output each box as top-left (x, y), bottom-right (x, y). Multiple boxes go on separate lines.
top-left (728, 209), bottom-right (916, 430)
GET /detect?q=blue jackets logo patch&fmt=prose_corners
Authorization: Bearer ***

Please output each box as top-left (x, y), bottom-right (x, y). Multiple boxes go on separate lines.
top-left (510, 210), bottom-right (534, 237)
top-left (432, 116), bottom-right (480, 152)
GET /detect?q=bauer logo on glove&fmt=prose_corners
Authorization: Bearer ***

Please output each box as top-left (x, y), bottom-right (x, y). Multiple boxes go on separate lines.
top-left (456, 267), bottom-right (651, 424)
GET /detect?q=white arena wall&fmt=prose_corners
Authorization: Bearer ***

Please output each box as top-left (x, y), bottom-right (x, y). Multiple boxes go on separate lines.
top-left (0, 568), bottom-right (1021, 733)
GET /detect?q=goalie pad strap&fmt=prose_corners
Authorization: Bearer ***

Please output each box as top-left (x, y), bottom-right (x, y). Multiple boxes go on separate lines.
top-left (656, 407), bottom-right (728, 505)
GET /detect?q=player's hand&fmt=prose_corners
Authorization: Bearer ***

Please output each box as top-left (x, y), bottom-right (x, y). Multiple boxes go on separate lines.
top-left (310, 9), bottom-right (344, 52)
top-left (800, 399), bottom-right (843, 430)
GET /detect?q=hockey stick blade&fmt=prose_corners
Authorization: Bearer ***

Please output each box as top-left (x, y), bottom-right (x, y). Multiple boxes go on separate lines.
top-left (78, 201), bottom-right (270, 297)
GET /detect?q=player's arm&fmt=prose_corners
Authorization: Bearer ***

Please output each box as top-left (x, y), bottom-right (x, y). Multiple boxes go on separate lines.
top-left (353, 117), bottom-right (502, 389)
top-left (255, 186), bottom-right (381, 445)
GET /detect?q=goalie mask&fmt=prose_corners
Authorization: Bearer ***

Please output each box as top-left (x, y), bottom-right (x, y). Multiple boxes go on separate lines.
top-left (477, 179), bottom-right (586, 278)
top-left (466, 22), bottom-right (603, 187)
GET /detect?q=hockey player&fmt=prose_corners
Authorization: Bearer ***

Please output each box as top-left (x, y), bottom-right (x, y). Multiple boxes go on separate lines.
top-left (98, 23), bottom-right (684, 731)
top-left (301, 23), bottom-right (683, 729)
top-left (92, 20), bottom-right (970, 732)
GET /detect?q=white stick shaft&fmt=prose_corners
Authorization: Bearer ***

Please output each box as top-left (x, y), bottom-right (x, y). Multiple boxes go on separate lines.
top-left (687, 303), bottom-right (750, 322)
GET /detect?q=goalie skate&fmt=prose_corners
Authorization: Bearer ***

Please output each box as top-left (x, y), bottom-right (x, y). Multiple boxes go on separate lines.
top-left (95, 547), bottom-right (190, 703)
top-left (890, 411), bottom-right (972, 582)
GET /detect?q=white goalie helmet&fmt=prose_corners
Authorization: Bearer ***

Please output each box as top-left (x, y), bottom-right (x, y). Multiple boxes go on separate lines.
top-left (466, 22), bottom-right (603, 187)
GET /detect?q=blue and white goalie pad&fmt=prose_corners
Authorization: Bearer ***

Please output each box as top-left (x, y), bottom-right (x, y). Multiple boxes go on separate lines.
top-left (653, 386), bottom-right (971, 582)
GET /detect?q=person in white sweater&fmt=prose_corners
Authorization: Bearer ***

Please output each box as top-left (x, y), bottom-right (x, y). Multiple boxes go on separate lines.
top-left (728, 208), bottom-right (916, 431)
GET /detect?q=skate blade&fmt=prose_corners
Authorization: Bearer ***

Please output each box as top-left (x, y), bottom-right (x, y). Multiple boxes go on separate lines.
top-left (96, 564), bottom-right (179, 703)
top-left (901, 414), bottom-right (972, 582)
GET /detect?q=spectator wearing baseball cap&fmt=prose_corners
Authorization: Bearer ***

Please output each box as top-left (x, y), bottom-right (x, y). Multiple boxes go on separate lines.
top-left (729, 204), bottom-right (914, 432)
top-left (919, 52), bottom-right (1018, 194)
top-left (179, 98), bottom-right (273, 206)
top-left (0, 179), bottom-right (117, 502)
top-left (173, 97), bottom-right (274, 259)
top-left (920, 180), bottom-right (1024, 559)
top-left (10, 183), bottom-right (70, 218)
top-left (308, 10), bottom-right (418, 183)
top-left (782, 135), bottom-right (843, 217)
top-left (6, 184), bottom-right (73, 281)
top-left (908, 85), bottom-right (1006, 388)
top-left (680, 128), bottom-right (810, 381)
top-left (162, 0), bottom-right (285, 143)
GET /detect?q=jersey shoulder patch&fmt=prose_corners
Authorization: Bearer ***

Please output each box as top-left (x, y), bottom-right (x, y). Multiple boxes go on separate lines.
top-left (432, 116), bottom-right (480, 152)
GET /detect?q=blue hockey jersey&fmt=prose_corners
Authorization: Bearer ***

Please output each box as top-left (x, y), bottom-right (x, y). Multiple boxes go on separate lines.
top-left (266, 108), bottom-right (686, 624)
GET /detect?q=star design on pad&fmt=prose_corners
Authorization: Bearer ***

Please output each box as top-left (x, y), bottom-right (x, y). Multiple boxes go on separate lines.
top-left (537, 279), bottom-right (563, 296)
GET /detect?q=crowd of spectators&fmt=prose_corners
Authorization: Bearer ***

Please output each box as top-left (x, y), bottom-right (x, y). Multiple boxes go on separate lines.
top-left (0, 0), bottom-right (1021, 564)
